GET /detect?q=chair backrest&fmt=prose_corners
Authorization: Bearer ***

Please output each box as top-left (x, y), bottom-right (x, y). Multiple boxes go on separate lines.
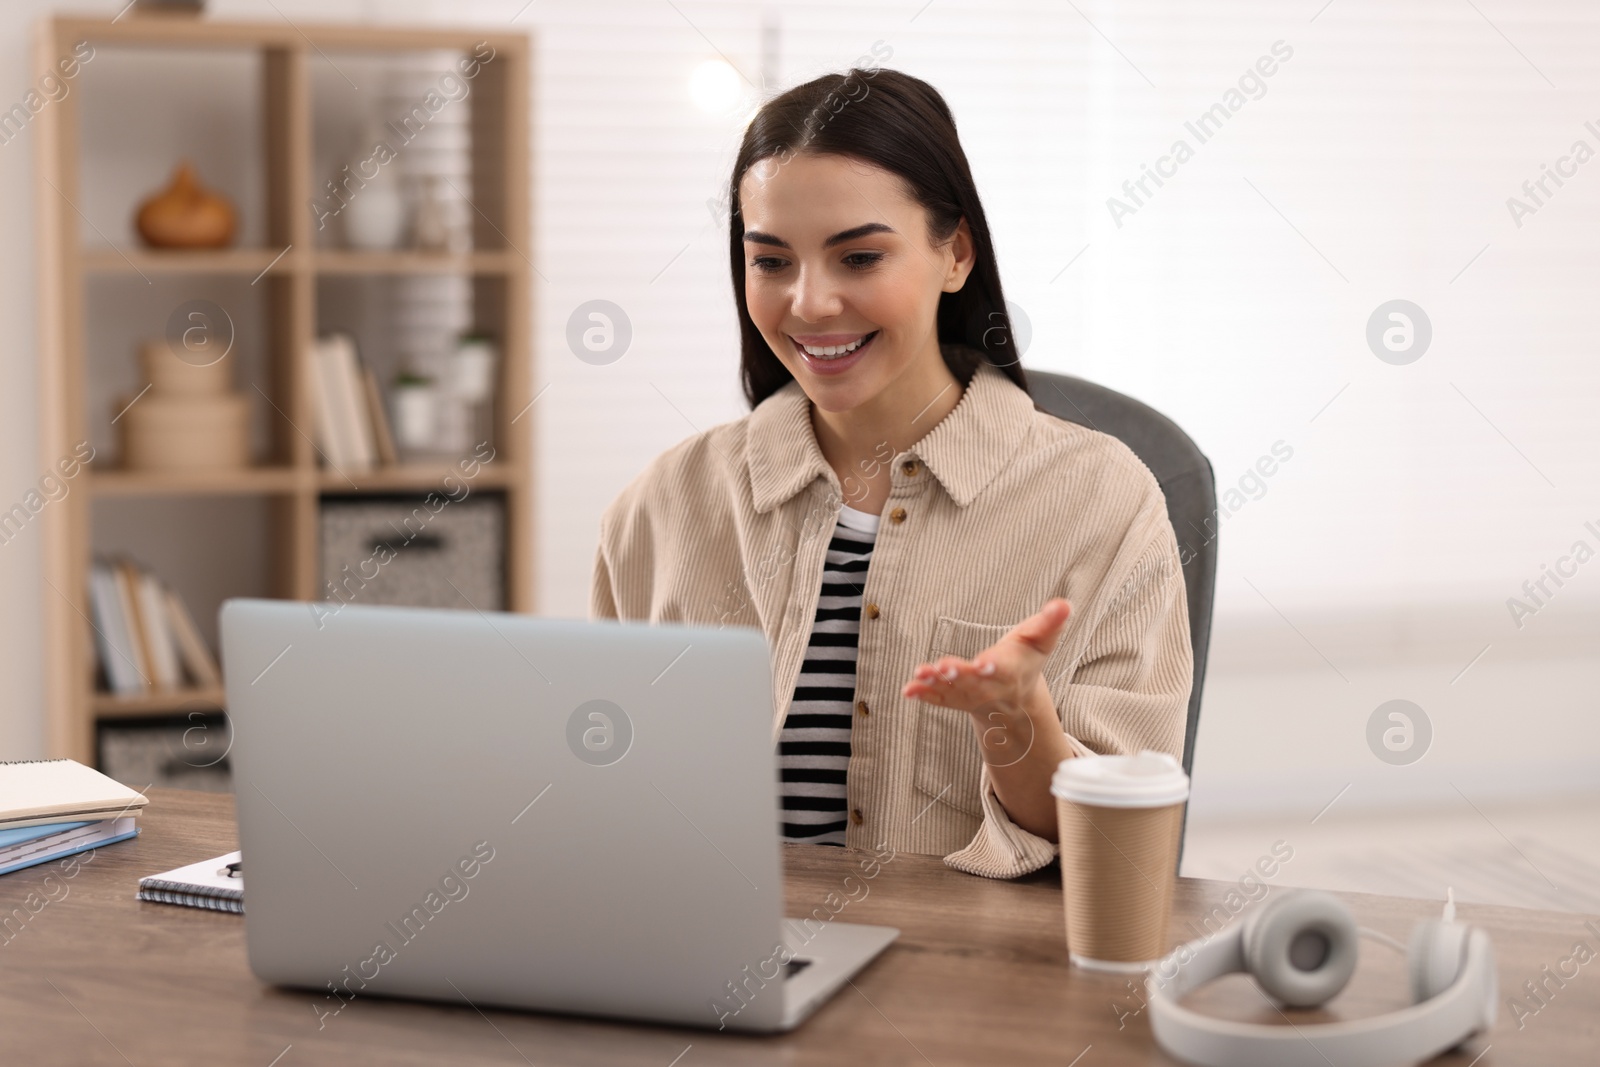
top-left (1024, 370), bottom-right (1217, 865)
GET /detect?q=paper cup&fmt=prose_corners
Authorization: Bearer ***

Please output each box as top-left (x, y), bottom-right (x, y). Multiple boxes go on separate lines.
top-left (1051, 750), bottom-right (1189, 972)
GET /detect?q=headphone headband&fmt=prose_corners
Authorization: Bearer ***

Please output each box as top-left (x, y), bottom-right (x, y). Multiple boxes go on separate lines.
top-left (1146, 908), bottom-right (1496, 1067)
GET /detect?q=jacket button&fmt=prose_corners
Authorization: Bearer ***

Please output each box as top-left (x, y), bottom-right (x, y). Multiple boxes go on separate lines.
top-left (900, 459), bottom-right (919, 476)
top-left (850, 808), bottom-right (864, 825)
top-left (889, 506), bottom-right (907, 524)
top-left (855, 699), bottom-right (869, 717)
top-left (864, 602), bottom-right (880, 620)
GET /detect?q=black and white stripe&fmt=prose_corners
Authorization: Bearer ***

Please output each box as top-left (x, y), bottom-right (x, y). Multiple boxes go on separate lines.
top-left (778, 505), bottom-right (879, 845)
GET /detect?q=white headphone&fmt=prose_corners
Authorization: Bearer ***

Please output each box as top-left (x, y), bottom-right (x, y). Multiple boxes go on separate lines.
top-left (1146, 888), bottom-right (1497, 1067)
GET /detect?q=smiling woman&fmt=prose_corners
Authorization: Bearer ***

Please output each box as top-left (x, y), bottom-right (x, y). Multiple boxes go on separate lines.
top-left (591, 69), bottom-right (1193, 879)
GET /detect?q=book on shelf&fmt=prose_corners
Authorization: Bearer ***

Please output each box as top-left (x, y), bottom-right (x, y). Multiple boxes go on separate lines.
top-left (360, 361), bottom-right (400, 466)
top-left (112, 560), bottom-right (151, 689)
top-left (138, 569), bottom-right (181, 689)
top-left (311, 332), bottom-right (397, 473)
top-left (88, 556), bottom-right (221, 698)
top-left (88, 564), bottom-right (141, 696)
top-left (164, 586), bottom-right (222, 688)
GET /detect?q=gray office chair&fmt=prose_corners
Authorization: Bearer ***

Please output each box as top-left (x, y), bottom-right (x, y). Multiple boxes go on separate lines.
top-left (1025, 370), bottom-right (1216, 867)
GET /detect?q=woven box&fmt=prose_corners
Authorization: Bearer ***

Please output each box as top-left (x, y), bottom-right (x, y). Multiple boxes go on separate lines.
top-left (318, 491), bottom-right (505, 610)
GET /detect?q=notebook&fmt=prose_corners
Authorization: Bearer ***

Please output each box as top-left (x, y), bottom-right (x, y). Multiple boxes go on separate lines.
top-left (0, 817), bottom-right (139, 876)
top-left (138, 850), bottom-right (243, 914)
top-left (0, 759), bottom-right (148, 831)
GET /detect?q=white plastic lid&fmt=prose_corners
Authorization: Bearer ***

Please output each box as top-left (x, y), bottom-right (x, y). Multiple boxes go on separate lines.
top-left (1050, 750), bottom-right (1189, 808)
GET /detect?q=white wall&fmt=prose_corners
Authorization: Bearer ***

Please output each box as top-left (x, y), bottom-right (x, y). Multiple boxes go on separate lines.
top-left (0, 1), bottom-right (1594, 821)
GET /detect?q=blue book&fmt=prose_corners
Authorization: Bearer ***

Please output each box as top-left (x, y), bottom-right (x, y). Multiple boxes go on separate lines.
top-left (0, 820), bottom-right (91, 849)
top-left (0, 817), bottom-right (139, 877)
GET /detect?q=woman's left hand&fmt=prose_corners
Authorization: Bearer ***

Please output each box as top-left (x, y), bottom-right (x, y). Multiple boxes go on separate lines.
top-left (899, 597), bottom-right (1076, 840)
top-left (900, 597), bottom-right (1072, 716)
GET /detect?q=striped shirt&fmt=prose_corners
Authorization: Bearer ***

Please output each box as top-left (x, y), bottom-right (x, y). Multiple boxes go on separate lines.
top-left (777, 504), bottom-right (880, 845)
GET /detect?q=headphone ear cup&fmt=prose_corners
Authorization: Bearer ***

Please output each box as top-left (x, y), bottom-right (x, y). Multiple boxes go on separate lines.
top-left (1241, 890), bottom-right (1359, 1008)
top-left (1409, 920), bottom-right (1470, 1004)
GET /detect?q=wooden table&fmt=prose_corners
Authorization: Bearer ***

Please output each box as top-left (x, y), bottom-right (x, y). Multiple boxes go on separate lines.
top-left (0, 789), bottom-right (1592, 1065)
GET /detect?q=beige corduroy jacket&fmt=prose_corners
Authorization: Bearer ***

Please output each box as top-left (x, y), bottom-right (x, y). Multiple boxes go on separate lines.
top-left (589, 351), bottom-right (1192, 879)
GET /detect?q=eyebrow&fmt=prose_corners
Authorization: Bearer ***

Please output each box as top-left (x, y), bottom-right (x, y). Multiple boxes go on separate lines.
top-left (741, 222), bottom-right (896, 250)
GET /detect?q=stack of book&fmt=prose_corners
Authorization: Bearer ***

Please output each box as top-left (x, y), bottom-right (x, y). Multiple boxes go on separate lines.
top-left (0, 759), bottom-right (145, 875)
top-left (88, 556), bottom-right (220, 698)
top-left (311, 332), bottom-right (398, 473)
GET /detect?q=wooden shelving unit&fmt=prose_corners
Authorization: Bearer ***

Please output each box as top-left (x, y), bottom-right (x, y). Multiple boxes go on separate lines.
top-left (35, 17), bottom-right (534, 764)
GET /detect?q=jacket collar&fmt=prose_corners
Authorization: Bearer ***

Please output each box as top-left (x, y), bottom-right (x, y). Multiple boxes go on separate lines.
top-left (746, 347), bottom-right (1035, 513)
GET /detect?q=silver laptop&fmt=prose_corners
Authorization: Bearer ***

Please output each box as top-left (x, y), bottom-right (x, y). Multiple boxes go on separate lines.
top-left (218, 597), bottom-right (897, 1032)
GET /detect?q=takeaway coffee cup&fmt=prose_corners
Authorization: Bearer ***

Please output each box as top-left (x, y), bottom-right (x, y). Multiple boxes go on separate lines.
top-left (1051, 749), bottom-right (1189, 971)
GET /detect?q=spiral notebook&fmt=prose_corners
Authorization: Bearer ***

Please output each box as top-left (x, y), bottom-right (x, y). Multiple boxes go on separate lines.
top-left (0, 759), bottom-right (148, 831)
top-left (138, 851), bottom-right (243, 914)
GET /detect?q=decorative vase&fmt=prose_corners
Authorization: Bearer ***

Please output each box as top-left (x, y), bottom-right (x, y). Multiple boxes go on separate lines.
top-left (341, 123), bottom-right (407, 251)
top-left (343, 181), bottom-right (406, 250)
top-left (451, 335), bottom-right (497, 452)
top-left (392, 377), bottom-right (440, 455)
top-left (342, 175), bottom-right (406, 252)
top-left (410, 175), bottom-right (453, 253)
top-left (135, 161), bottom-right (236, 249)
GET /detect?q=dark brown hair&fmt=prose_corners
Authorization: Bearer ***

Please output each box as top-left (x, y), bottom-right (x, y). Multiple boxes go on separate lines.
top-left (727, 67), bottom-right (1030, 409)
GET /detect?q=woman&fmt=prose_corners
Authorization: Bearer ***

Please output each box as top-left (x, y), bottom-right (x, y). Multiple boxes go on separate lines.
top-left (591, 68), bottom-right (1191, 879)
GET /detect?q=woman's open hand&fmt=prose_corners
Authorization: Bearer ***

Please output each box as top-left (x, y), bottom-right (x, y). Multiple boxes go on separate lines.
top-left (899, 597), bottom-right (1076, 839)
top-left (900, 597), bottom-right (1072, 716)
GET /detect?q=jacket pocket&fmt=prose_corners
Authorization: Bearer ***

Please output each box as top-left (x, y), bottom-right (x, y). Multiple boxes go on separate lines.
top-left (912, 616), bottom-right (1014, 820)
